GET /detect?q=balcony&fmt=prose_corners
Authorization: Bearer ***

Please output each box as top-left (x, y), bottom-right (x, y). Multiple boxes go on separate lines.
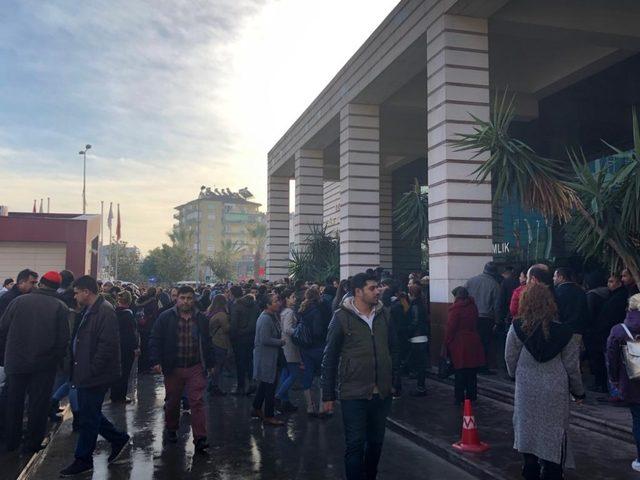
top-left (223, 212), bottom-right (259, 223)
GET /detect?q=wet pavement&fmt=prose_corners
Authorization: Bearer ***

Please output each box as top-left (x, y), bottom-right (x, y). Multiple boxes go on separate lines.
top-left (32, 373), bottom-right (477, 479)
top-left (389, 377), bottom-right (639, 480)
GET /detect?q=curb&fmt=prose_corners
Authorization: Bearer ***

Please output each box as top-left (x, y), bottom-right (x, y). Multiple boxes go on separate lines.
top-left (386, 417), bottom-right (508, 480)
top-left (425, 370), bottom-right (634, 443)
top-left (16, 405), bottom-right (70, 480)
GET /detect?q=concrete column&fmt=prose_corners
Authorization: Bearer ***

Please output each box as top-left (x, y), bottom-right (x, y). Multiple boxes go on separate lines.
top-left (339, 104), bottom-right (380, 279)
top-left (323, 180), bottom-right (341, 236)
top-left (427, 14), bottom-right (493, 337)
top-left (294, 149), bottom-right (324, 248)
top-left (266, 175), bottom-right (290, 280)
top-left (379, 172), bottom-right (393, 272)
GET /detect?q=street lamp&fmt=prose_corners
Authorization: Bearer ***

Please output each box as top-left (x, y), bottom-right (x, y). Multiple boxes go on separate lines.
top-left (79, 144), bottom-right (92, 214)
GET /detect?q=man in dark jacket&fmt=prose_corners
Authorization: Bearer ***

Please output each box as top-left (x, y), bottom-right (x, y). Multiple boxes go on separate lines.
top-left (60, 275), bottom-right (130, 477)
top-left (0, 268), bottom-right (38, 319)
top-left (110, 291), bottom-right (139, 403)
top-left (465, 262), bottom-right (501, 373)
top-left (149, 285), bottom-right (214, 453)
top-left (230, 294), bottom-right (259, 395)
top-left (553, 267), bottom-right (589, 335)
top-left (321, 272), bottom-right (399, 480)
top-left (0, 271), bottom-right (70, 453)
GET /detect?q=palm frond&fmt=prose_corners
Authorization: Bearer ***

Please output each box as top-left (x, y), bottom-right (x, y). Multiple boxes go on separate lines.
top-left (451, 90), bottom-right (580, 222)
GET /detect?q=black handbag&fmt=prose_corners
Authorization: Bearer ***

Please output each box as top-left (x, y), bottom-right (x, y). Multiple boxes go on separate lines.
top-left (438, 356), bottom-right (454, 379)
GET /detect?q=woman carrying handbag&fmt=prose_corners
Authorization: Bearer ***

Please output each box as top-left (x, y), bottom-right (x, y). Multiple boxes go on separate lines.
top-left (607, 293), bottom-right (640, 473)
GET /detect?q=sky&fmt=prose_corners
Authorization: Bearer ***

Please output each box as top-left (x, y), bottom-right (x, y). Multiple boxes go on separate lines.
top-left (0, 0), bottom-right (399, 253)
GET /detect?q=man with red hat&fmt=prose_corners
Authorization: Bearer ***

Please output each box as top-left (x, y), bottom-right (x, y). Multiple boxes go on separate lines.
top-left (0, 270), bottom-right (71, 453)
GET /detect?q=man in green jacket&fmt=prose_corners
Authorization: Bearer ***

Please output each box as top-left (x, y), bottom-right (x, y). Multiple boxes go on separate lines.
top-left (321, 272), bottom-right (399, 480)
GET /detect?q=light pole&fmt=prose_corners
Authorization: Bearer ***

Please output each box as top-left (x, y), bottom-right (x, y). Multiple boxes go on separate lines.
top-left (78, 144), bottom-right (92, 214)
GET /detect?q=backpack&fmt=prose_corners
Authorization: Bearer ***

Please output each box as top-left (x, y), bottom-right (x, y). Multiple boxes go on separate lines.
top-left (292, 311), bottom-right (314, 349)
top-left (621, 323), bottom-right (640, 380)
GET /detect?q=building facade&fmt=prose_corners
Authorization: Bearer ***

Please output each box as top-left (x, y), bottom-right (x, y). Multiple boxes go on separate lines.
top-left (0, 211), bottom-right (101, 279)
top-left (174, 188), bottom-right (265, 280)
top-left (266, 0), bottom-right (640, 355)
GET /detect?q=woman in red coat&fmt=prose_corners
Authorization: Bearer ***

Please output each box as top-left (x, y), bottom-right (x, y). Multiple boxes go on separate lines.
top-left (445, 286), bottom-right (485, 405)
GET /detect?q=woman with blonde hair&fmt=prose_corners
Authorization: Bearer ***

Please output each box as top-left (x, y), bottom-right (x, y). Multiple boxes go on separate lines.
top-left (505, 283), bottom-right (585, 480)
top-left (607, 293), bottom-right (640, 472)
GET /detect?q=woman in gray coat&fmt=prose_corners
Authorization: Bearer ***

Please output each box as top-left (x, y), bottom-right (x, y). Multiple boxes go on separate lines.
top-left (505, 283), bottom-right (585, 480)
top-left (251, 293), bottom-right (286, 426)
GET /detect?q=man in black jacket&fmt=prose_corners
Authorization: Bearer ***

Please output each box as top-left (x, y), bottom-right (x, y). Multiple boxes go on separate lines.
top-left (0, 268), bottom-right (38, 319)
top-left (553, 267), bottom-right (589, 335)
top-left (149, 285), bottom-right (215, 453)
top-left (60, 276), bottom-right (130, 477)
top-left (230, 293), bottom-right (259, 395)
top-left (0, 271), bottom-right (69, 453)
top-left (321, 272), bottom-right (399, 480)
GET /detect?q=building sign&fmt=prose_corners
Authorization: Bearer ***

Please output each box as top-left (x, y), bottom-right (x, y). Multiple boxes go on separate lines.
top-left (492, 242), bottom-right (510, 255)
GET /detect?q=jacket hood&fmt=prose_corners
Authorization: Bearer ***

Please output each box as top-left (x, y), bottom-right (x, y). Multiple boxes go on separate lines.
top-left (237, 294), bottom-right (256, 307)
top-left (449, 297), bottom-right (475, 310)
top-left (32, 286), bottom-right (61, 298)
top-left (625, 310), bottom-right (640, 332)
top-left (340, 296), bottom-right (384, 317)
top-left (588, 286), bottom-right (610, 299)
top-left (513, 319), bottom-right (573, 363)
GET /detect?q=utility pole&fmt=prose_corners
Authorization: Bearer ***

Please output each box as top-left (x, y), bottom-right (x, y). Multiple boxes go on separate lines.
top-left (78, 144), bottom-right (92, 214)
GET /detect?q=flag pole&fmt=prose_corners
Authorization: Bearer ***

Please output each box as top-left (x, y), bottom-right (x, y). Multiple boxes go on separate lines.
top-left (115, 203), bottom-right (120, 281)
top-left (99, 201), bottom-right (104, 280)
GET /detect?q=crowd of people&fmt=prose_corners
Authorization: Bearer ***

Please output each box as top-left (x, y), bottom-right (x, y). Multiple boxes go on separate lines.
top-left (0, 260), bottom-right (638, 479)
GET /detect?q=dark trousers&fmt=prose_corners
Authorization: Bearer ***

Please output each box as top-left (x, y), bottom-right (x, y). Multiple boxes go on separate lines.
top-left (111, 350), bottom-right (135, 401)
top-left (252, 381), bottom-right (276, 417)
top-left (75, 386), bottom-right (128, 462)
top-left (522, 453), bottom-right (563, 480)
top-left (5, 369), bottom-right (56, 451)
top-left (232, 338), bottom-right (253, 391)
top-left (477, 317), bottom-right (494, 370)
top-left (586, 345), bottom-right (607, 392)
top-left (138, 330), bottom-right (151, 372)
top-left (454, 368), bottom-right (478, 402)
top-left (409, 343), bottom-right (428, 389)
top-left (630, 404), bottom-right (640, 459)
top-left (341, 395), bottom-right (392, 480)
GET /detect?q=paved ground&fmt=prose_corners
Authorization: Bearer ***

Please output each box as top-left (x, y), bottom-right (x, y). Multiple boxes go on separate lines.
top-left (390, 377), bottom-right (639, 480)
top-left (32, 374), bottom-right (477, 479)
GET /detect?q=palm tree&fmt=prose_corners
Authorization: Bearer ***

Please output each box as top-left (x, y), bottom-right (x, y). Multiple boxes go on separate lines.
top-left (246, 222), bottom-right (267, 280)
top-left (451, 92), bottom-right (640, 283)
top-left (393, 178), bottom-right (428, 242)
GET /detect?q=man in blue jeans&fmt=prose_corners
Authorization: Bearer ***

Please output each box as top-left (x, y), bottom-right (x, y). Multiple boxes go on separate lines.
top-left (60, 275), bottom-right (130, 477)
top-left (321, 272), bottom-right (399, 480)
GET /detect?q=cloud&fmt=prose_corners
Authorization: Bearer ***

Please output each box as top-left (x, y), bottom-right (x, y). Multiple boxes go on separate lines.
top-left (0, 0), bottom-right (398, 253)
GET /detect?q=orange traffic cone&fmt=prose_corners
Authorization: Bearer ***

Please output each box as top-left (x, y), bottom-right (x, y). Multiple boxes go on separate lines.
top-left (452, 399), bottom-right (490, 453)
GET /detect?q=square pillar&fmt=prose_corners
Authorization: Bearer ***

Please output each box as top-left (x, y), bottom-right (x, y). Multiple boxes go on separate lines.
top-left (379, 172), bottom-right (393, 272)
top-left (427, 14), bottom-right (493, 352)
top-left (294, 149), bottom-right (324, 248)
top-left (266, 175), bottom-right (290, 280)
top-left (339, 104), bottom-right (380, 279)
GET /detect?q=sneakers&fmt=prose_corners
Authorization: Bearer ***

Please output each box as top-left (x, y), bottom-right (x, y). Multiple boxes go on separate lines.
top-left (60, 459), bottom-right (93, 477)
top-left (250, 408), bottom-right (264, 419)
top-left (165, 430), bottom-right (178, 443)
top-left (194, 437), bottom-right (209, 454)
top-left (632, 459), bottom-right (640, 472)
top-left (108, 435), bottom-right (131, 464)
